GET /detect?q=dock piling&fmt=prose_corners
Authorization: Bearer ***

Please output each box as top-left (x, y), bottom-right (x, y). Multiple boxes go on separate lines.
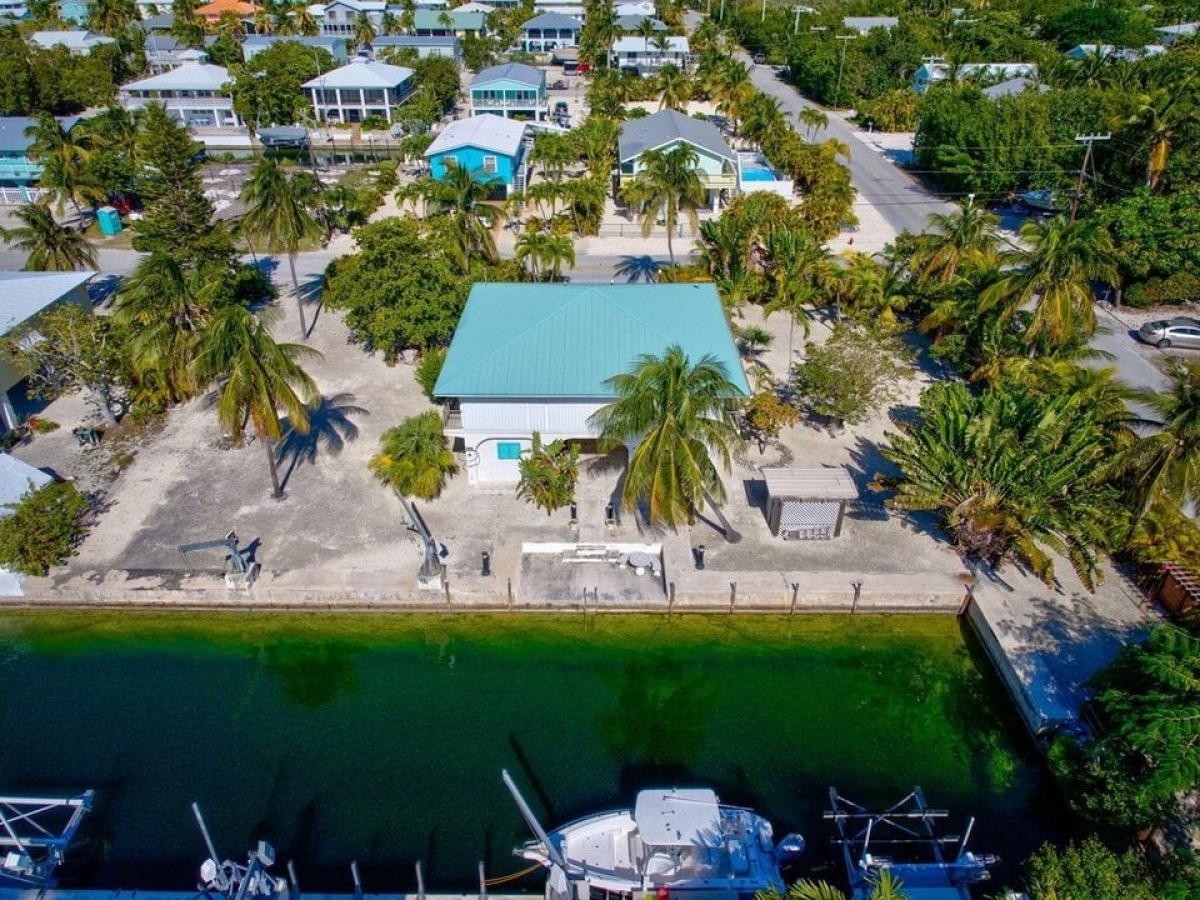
top-left (350, 861), bottom-right (362, 900)
top-left (478, 861), bottom-right (487, 900)
top-left (287, 861), bottom-right (300, 896)
top-left (415, 861), bottom-right (425, 900)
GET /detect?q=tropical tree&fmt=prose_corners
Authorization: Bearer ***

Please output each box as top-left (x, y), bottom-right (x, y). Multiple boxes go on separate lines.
top-left (797, 108), bottom-right (828, 139)
top-left (758, 871), bottom-right (908, 900)
top-left (530, 132), bottom-right (575, 181)
top-left (239, 157), bottom-right (322, 337)
top-left (709, 59), bottom-right (752, 135)
top-left (979, 215), bottom-right (1118, 347)
top-left (1115, 357), bottom-right (1200, 518)
top-left (88, 0), bottom-right (137, 35)
top-left (369, 411), bottom-right (456, 500)
top-left (590, 345), bottom-right (743, 532)
top-left (111, 253), bottom-right (221, 403)
top-left (400, 165), bottom-right (505, 270)
top-left (516, 431), bottom-right (580, 514)
top-left (572, 116), bottom-right (620, 181)
top-left (192, 305), bottom-right (321, 500)
top-left (835, 252), bottom-right (908, 326)
top-left (875, 381), bottom-right (1125, 589)
top-left (1120, 79), bottom-right (1198, 191)
top-left (621, 144), bottom-right (707, 268)
top-left (293, 3), bottom-right (320, 35)
top-left (762, 224), bottom-right (830, 357)
top-left (24, 114), bottom-right (101, 215)
top-left (741, 92), bottom-right (784, 146)
top-left (353, 11), bottom-right (377, 48)
top-left (656, 63), bottom-right (690, 111)
top-left (0, 203), bottom-right (97, 271)
top-left (906, 203), bottom-right (1001, 286)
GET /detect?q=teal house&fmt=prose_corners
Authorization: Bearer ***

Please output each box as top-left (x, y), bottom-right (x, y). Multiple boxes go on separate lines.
top-left (424, 114), bottom-right (528, 197)
top-left (57, 0), bottom-right (90, 24)
top-left (468, 62), bottom-right (547, 121)
top-left (0, 116), bottom-right (81, 205)
top-left (434, 282), bottom-right (749, 484)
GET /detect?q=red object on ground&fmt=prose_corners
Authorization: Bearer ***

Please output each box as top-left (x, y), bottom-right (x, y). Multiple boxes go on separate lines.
top-left (656, 888), bottom-right (669, 900)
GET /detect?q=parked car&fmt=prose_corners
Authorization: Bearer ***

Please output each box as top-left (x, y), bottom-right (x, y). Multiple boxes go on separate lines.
top-left (554, 100), bottom-right (569, 115)
top-left (1137, 317), bottom-right (1200, 349)
top-left (752, 51), bottom-right (766, 64)
top-left (549, 79), bottom-right (568, 90)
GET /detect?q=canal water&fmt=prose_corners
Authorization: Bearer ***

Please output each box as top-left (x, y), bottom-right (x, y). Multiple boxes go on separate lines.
top-left (0, 613), bottom-right (1064, 892)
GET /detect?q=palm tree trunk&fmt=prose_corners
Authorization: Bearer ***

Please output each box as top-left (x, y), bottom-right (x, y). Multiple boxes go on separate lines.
top-left (289, 252), bottom-right (308, 338)
top-left (92, 386), bottom-right (119, 429)
top-left (265, 436), bottom-right (283, 499)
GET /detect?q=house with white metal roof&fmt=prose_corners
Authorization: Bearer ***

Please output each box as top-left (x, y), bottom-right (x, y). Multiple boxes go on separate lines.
top-left (424, 114), bottom-right (528, 196)
top-left (373, 34), bottom-right (462, 60)
top-left (912, 61), bottom-right (1038, 93)
top-left (0, 116), bottom-right (82, 205)
top-left (520, 11), bottom-right (581, 52)
top-left (30, 30), bottom-right (116, 54)
top-left (980, 76), bottom-right (1046, 99)
top-left (618, 109), bottom-right (736, 207)
top-left (0, 271), bottom-right (93, 431)
top-left (242, 34), bottom-right (348, 63)
top-left (842, 15), bottom-right (897, 33)
top-left (616, 13), bottom-right (665, 31)
top-left (0, 453), bottom-right (53, 595)
top-left (141, 33), bottom-right (220, 72)
top-left (434, 282), bottom-right (749, 484)
top-left (119, 57), bottom-right (241, 128)
top-left (1155, 21), bottom-right (1198, 46)
top-left (1065, 42), bottom-right (1166, 60)
top-left (615, 1), bottom-right (655, 15)
top-left (611, 35), bottom-right (689, 73)
top-left (469, 62), bottom-right (548, 120)
top-left (303, 57), bottom-right (415, 124)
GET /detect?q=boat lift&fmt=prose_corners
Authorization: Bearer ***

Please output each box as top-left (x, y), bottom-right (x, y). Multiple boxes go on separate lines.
top-left (179, 531), bottom-right (260, 591)
top-left (0, 790), bottom-right (94, 887)
top-left (192, 803), bottom-right (288, 900)
top-left (825, 788), bottom-right (997, 900)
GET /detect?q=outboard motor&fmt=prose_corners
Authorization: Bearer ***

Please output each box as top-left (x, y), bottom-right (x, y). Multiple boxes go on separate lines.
top-left (776, 834), bottom-right (806, 863)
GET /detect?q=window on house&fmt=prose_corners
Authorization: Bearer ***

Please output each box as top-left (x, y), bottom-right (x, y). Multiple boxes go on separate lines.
top-left (497, 442), bottom-right (522, 460)
top-left (482, 155), bottom-right (497, 173)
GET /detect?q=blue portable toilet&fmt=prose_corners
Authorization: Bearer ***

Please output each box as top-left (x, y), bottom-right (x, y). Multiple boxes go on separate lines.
top-left (96, 206), bottom-right (122, 236)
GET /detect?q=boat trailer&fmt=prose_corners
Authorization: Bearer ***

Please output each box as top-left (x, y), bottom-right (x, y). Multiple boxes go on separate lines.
top-left (825, 787), bottom-right (997, 900)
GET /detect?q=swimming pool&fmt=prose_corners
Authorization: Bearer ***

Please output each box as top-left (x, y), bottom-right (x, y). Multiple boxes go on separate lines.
top-left (741, 165), bottom-right (779, 182)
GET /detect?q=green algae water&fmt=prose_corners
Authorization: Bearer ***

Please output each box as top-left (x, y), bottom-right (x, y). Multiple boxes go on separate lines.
top-left (0, 613), bottom-right (1062, 891)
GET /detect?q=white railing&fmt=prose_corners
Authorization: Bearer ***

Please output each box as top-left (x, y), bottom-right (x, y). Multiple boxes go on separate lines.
top-left (0, 186), bottom-right (48, 205)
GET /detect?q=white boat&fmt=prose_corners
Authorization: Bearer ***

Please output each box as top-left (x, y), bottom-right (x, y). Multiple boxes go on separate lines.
top-left (503, 772), bottom-right (804, 900)
top-left (1019, 189), bottom-right (1064, 213)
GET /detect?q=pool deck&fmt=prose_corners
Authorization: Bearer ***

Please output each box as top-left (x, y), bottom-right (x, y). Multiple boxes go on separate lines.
top-left (966, 557), bottom-right (1157, 738)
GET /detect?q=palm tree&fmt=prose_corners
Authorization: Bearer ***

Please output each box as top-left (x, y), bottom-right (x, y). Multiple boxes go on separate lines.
top-left (762, 224), bottom-right (831, 357)
top-left (0, 203), bottom-right (97, 271)
top-left (88, 0), bottom-right (136, 35)
top-left (907, 203), bottom-right (1000, 285)
top-left (112, 253), bottom-right (220, 402)
top-left (239, 157), bottom-right (322, 338)
top-left (656, 63), bottom-right (691, 111)
top-left (1117, 358), bottom-right (1200, 518)
top-left (836, 252), bottom-right (908, 326)
top-left (771, 871), bottom-right (908, 900)
top-left (543, 232), bottom-right (576, 281)
top-left (192, 305), bottom-right (321, 500)
top-left (621, 144), bottom-right (707, 268)
top-left (797, 107), bottom-right (828, 139)
top-left (294, 3), bottom-right (319, 35)
top-left (709, 59), bottom-right (752, 134)
top-left (353, 10), bottom-right (377, 48)
top-left (24, 115), bottom-right (100, 216)
top-left (515, 230), bottom-right (549, 281)
top-left (590, 345), bottom-right (743, 534)
top-left (400, 166), bottom-right (505, 271)
top-left (741, 92), bottom-right (784, 145)
top-left (979, 214), bottom-right (1118, 347)
top-left (369, 411), bottom-right (456, 500)
top-left (1121, 79), bottom-right (1198, 191)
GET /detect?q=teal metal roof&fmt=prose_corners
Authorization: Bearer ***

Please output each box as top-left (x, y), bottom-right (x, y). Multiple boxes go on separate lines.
top-left (434, 282), bottom-right (750, 399)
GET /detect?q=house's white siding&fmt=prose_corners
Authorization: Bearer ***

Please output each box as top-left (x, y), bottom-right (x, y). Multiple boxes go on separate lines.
top-left (454, 397), bottom-right (606, 483)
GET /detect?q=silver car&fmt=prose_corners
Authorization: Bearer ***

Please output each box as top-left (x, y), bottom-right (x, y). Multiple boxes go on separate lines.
top-left (1137, 317), bottom-right (1200, 350)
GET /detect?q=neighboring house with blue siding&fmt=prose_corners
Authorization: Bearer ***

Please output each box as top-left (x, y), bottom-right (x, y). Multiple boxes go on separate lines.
top-left (469, 62), bottom-right (547, 120)
top-left (57, 0), bottom-right (91, 24)
top-left (0, 116), bottom-right (81, 205)
top-left (424, 114), bottom-right (528, 197)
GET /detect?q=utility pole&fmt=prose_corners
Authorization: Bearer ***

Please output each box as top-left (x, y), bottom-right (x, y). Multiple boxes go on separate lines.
top-left (1070, 132), bottom-right (1110, 222)
top-left (834, 34), bottom-right (856, 107)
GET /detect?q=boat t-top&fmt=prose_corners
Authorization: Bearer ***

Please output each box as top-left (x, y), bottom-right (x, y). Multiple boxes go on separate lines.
top-left (502, 771), bottom-right (804, 900)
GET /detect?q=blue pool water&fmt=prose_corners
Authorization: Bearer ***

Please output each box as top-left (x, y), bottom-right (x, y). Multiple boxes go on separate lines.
top-left (741, 166), bottom-right (777, 181)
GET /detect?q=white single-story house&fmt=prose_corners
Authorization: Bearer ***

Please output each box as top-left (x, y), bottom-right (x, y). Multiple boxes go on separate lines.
top-left (520, 11), bottom-right (582, 53)
top-left (841, 15), bottom-right (897, 33)
top-left (119, 56), bottom-right (242, 129)
top-left (434, 282), bottom-right (749, 485)
top-left (618, 108), bottom-right (736, 208)
top-left (0, 271), bottom-right (93, 431)
top-left (373, 34), bottom-right (462, 60)
top-left (30, 29), bottom-right (116, 53)
top-left (304, 57), bottom-right (415, 124)
top-left (912, 61), bottom-right (1038, 93)
top-left (242, 34), bottom-right (349, 63)
top-left (1155, 21), bottom-right (1198, 46)
top-left (0, 453), bottom-right (54, 596)
top-left (611, 34), bottom-right (689, 73)
top-left (1065, 42), bottom-right (1166, 61)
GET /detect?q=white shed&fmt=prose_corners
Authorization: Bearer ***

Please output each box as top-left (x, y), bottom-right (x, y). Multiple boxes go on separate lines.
top-left (763, 466), bottom-right (858, 540)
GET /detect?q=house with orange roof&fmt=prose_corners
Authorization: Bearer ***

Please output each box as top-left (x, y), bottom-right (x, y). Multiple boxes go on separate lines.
top-left (194, 0), bottom-right (257, 24)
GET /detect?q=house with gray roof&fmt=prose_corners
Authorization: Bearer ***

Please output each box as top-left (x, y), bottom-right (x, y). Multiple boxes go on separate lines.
top-left (0, 271), bottom-right (93, 431)
top-left (981, 76), bottom-right (1047, 99)
top-left (304, 57), bottom-right (415, 124)
top-left (842, 15), bottom-right (897, 33)
top-left (434, 282), bottom-right (749, 484)
top-left (616, 13), bottom-right (665, 31)
top-left (373, 34), bottom-right (462, 61)
top-left (470, 62), bottom-right (547, 120)
top-left (119, 56), bottom-right (241, 128)
top-left (520, 11), bottom-right (581, 52)
top-left (30, 30), bottom-right (116, 54)
top-left (913, 61), bottom-right (1038, 93)
top-left (618, 109), bottom-right (736, 208)
top-left (0, 116), bottom-right (81, 204)
top-left (242, 35), bottom-right (348, 64)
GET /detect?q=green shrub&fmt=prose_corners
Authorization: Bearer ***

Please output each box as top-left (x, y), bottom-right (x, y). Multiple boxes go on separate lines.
top-left (26, 417), bottom-right (60, 433)
top-left (0, 481), bottom-right (89, 576)
top-left (360, 114), bottom-right (390, 132)
top-left (1124, 271), bottom-right (1200, 308)
top-left (415, 347), bottom-right (446, 400)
